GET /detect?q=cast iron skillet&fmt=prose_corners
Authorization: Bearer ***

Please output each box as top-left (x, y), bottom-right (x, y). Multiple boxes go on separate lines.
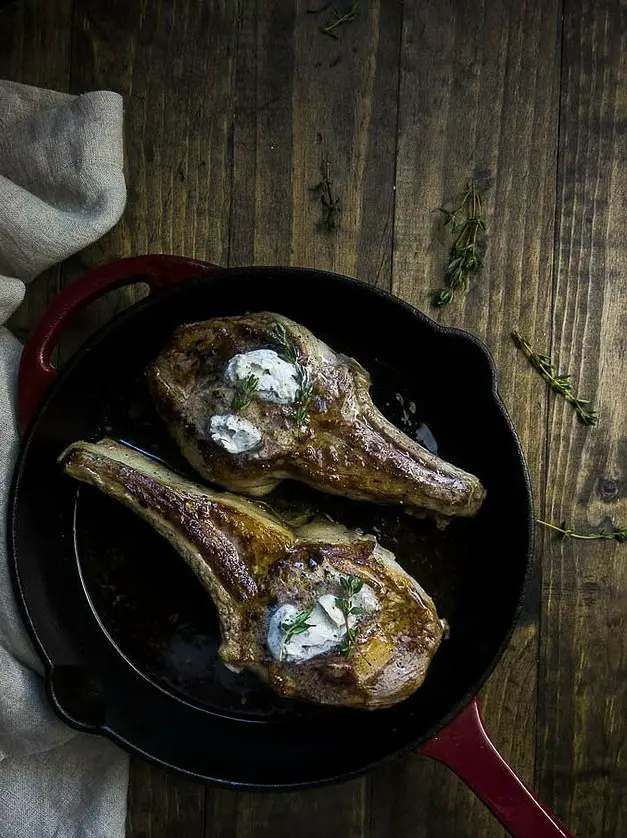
top-left (10, 256), bottom-right (571, 837)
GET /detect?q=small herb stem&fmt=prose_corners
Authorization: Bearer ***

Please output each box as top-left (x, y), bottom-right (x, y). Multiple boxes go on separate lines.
top-left (271, 322), bottom-right (314, 431)
top-left (512, 330), bottom-right (598, 426)
top-left (320, 2), bottom-right (360, 38)
top-left (230, 374), bottom-right (259, 412)
top-left (335, 574), bottom-right (364, 657)
top-left (434, 180), bottom-right (488, 307)
top-left (536, 519), bottom-right (627, 543)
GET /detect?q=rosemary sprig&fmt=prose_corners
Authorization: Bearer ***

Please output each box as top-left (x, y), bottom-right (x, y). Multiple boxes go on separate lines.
top-left (279, 609), bottom-right (314, 661)
top-left (335, 574), bottom-right (364, 657)
top-left (320, 2), bottom-right (360, 39)
top-left (537, 519), bottom-right (627, 543)
top-left (231, 374), bottom-right (259, 411)
top-left (434, 180), bottom-right (488, 306)
top-left (313, 162), bottom-right (340, 231)
top-left (512, 330), bottom-right (598, 426)
top-left (271, 322), bottom-right (314, 431)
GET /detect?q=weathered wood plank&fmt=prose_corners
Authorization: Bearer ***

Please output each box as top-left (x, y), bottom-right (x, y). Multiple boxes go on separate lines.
top-left (383, 1), bottom-right (563, 835)
top-left (205, 783), bottom-right (366, 838)
top-left (228, 0), bottom-right (401, 288)
top-left (58, 0), bottom-right (240, 361)
top-left (537, 1), bottom-right (627, 835)
top-left (210, 2), bottom-right (401, 836)
top-left (126, 758), bottom-right (205, 838)
top-left (0, 0), bottom-right (73, 339)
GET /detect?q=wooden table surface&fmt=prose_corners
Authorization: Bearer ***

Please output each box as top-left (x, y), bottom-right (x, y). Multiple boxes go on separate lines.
top-left (2, 1), bottom-right (625, 836)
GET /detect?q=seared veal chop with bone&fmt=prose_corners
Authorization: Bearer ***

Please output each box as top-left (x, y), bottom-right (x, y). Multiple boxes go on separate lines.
top-left (148, 313), bottom-right (485, 520)
top-left (60, 438), bottom-right (446, 709)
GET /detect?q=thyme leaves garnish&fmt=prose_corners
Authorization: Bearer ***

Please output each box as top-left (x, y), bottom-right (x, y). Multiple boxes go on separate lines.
top-left (335, 574), bottom-right (364, 657)
top-left (230, 374), bottom-right (259, 411)
top-left (434, 180), bottom-right (488, 306)
top-left (294, 365), bottom-right (314, 430)
top-left (279, 609), bottom-right (314, 662)
top-left (537, 520), bottom-right (626, 543)
top-left (512, 330), bottom-right (598, 426)
top-left (271, 322), bottom-right (299, 364)
top-left (320, 3), bottom-right (360, 39)
top-left (271, 322), bottom-right (314, 431)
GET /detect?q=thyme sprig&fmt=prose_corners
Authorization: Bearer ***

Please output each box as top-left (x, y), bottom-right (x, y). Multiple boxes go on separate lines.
top-left (537, 520), bottom-right (626, 543)
top-left (512, 330), bottom-right (598, 426)
top-left (434, 180), bottom-right (488, 306)
top-left (279, 609), bottom-right (314, 662)
top-left (320, 2), bottom-right (360, 39)
top-left (271, 322), bottom-right (299, 364)
top-left (313, 162), bottom-right (340, 231)
top-left (335, 574), bottom-right (364, 657)
top-left (271, 322), bottom-right (314, 431)
top-left (294, 365), bottom-right (314, 430)
top-left (230, 374), bottom-right (259, 411)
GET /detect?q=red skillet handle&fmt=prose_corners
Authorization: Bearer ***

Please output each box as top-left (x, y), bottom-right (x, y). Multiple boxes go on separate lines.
top-left (18, 254), bottom-right (220, 431)
top-left (418, 698), bottom-right (573, 837)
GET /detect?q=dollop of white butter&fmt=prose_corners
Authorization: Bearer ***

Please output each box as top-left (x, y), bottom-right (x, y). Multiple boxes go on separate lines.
top-left (226, 349), bottom-right (299, 404)
top-left (267, 585), bottom-right (378, 664)
top-left (209, 414), bottom-right (262, 454)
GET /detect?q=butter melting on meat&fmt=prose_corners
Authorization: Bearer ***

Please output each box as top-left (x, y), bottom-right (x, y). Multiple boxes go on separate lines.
top-left (60, 439), bottom-right (446, 710)
top-left (147, 313), bottom-right (486, 520)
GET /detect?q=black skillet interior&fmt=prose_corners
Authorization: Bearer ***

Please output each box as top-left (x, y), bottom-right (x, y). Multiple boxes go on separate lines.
top-left (10, 267), bottom-right (532, 787)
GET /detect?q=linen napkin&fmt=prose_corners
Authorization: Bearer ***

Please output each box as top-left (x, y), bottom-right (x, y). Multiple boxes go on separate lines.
top-left (0, 81), bottom-right (129, 838)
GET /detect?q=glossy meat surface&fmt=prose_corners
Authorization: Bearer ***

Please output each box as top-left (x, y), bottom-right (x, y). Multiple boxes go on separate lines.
top-left (148, 313), bottom-right (486, 519)
top-left (60, 439), bottom-right (446, 709)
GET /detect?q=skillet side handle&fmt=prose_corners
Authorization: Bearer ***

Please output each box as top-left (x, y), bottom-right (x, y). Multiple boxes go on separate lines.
top-left (18, 254), bottom-right (220, 431)
top-left (418, 699), bottom-right (573, 838)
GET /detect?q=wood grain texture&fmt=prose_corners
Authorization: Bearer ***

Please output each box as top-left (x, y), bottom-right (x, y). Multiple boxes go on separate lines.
top-left (383, 2), bottom-right (562, 834)
top-left (57, 0), bottom-right (239, 361)
top-left (537, 2), bottom-right (627, 836)
top-left (126, 758), bottom-right (205, 838)
top-left (0, 0), bottom-right (73, 341)
top-left (228, 0), bottom-right (401, 287)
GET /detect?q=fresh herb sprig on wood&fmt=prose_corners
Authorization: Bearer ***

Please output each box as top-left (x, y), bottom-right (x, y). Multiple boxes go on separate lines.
top-left (320, 2), bottom-right (360, 39)
top-left (279, 609), bottom-right (314, 661)
top-left (512, 330), bottom-right (598, 426)
top-left (313, 162), bottom-right (341, 231)
top-left (335, 574), bottom-right (364, 657)
top-left (434, 181), bottom-right (488, 306)
top-left (271, 322), bottom-right (314, 431)
top-left (230, 374), bottom-right (259, 411)
top-left (537, 520), bottom-right (626, 543)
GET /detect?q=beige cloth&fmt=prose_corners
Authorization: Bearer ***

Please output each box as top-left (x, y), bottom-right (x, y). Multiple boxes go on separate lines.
top-left (0, 81), bottom-right (128, 838)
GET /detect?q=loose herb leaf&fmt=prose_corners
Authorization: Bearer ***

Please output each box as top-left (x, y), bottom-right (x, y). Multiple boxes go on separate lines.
top-left (279, 609), bottom-right (314, 661)
top-left (335, 574), bottom-right (364, 657)
top-left (512, 330), bottom-right (598, 426)
top-left (312, 161), bottom-right (341, 231)
top-left (537, 519), bottom-right (626, 543)
top-left (434, 180), bottom-right (488, 306)
top-left (231, 374), bottom-right (259, 411)
top-left (320, 2), bottom-right (360, 39)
